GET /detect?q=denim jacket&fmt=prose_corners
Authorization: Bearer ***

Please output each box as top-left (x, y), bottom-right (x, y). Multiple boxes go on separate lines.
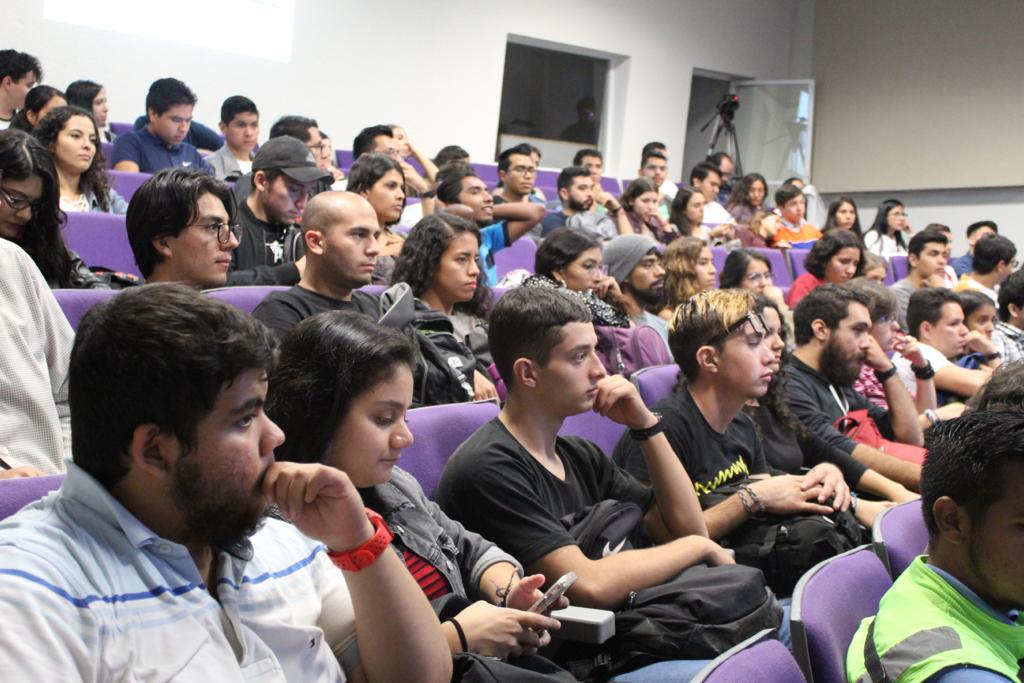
top-left (364, 467), bottom-right (521, 600)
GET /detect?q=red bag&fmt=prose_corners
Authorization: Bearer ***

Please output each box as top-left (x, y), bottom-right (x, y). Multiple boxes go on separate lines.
top-left (833, 409), bottom-right (927, 465)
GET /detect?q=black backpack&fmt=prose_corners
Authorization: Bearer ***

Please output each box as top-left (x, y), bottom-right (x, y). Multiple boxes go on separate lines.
top-left (379, 283), bottom-right (476, 407)
top-left (704, 480), bottom-right (867, 596)
top-left (556, 500), bottom-right (784, 681)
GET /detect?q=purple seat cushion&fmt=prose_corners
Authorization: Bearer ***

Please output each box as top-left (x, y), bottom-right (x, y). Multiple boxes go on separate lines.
top-left (0, 475), bottom-right (64, 520)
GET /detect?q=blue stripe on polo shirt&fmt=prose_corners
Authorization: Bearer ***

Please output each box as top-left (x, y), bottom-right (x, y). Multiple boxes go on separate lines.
top-left (0, 567), bottom-right (205, 608)
top-left (219, 544), bottom-right (325, 589)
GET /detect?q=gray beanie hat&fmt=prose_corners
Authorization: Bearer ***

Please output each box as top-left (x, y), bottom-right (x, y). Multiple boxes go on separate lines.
top-left (603, 234), bottom-right (659, 283)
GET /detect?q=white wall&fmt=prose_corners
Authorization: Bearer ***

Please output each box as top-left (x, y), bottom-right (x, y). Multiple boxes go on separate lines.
top-left (823, 187), bottom-right (1024, 258)
top-left (0, 0), bottom-right (809, 181)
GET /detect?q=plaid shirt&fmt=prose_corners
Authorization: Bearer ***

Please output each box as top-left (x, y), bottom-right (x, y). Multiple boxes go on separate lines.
top-left (993, 321), bottom-right (1024, 366)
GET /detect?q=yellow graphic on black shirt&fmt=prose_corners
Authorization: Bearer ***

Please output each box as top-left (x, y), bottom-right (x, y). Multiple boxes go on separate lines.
top-left (693, 457), bottom-right (750, 497)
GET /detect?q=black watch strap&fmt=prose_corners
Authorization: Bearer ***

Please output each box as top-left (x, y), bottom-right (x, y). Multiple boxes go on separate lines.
top-left (629, 412), bottom-right (664, 441)
top-left (874, 365), bottom-right (898, 383)
top-left (911, 361), bottom-right (935, 380)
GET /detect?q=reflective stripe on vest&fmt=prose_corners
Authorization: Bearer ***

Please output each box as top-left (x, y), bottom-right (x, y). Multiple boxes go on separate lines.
top-left (858, 619), bottom-right (963, 683)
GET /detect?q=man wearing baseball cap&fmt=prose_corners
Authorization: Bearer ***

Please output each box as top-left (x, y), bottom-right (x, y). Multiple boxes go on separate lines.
top-left (603, 234), bottom-right (670, 345)
top-left (229, 135), bottom-right (332, 285)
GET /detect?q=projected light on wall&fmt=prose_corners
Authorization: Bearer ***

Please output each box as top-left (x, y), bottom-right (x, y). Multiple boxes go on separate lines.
top-left (43, 0), bottom-right (296, 63)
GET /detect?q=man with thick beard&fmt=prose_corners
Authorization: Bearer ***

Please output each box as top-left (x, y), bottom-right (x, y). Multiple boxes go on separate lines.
top-left (0, 284), bottom-right (451, 682)
top-left (602, 233), bottom-right (670, 346)
top-left (539, 166), bottom-right (620, 240)
top-left (786, 284), bottom-right (924, 491)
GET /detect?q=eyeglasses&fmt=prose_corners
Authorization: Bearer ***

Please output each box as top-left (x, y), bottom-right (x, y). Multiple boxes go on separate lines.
top-left (191, 220), bottom-right (242, 245)
top-left (509, 165), bottom-right (537, 176)
top-left (0, 184), bottom-right (44, 214)
top-left (306, 143), bottom-right (328, 156)
top-left (580, 262), bottom-right (608, 276)
top-left (745, 271), bottom-right (774, 285)
top-left (708, 311), bottom-right (769, 345)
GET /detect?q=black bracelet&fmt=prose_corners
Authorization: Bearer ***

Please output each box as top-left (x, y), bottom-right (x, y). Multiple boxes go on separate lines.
top-left (985, 351), bottom-right (1003, 362)
top-left (447, 617), bottom-right (468, 652)
top-left (911, 361), bottom-right (935, 380)
top-left (874, 364), bottom-right (898, 383)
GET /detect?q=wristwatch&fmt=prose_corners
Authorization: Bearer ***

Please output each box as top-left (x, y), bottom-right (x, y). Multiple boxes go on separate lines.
top-left (629, 413), bottom-right (664, 441)
top-left (874, 364), bottom-right (898, 383)
top-left (327, 508), bottom-right (393, 572)
top-left (911, 361), bottom-right (935, 380)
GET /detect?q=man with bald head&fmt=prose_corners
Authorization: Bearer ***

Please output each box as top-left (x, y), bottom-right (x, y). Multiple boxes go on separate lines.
top-left (253, 191), bottom-right (382, 339)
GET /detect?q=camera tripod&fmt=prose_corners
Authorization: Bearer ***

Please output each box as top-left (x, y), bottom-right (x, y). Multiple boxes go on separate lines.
top-left (700, 109), bottom-right (744, 177)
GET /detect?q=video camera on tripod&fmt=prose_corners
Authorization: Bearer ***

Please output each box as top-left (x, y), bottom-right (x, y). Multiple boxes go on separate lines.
top-left (716, 94), bottom-right (740, 121)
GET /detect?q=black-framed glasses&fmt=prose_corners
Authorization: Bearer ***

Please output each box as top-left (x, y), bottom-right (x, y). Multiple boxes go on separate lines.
top-left (306, 142), bottom-right (328, 155)
top-left (0, 184), bottom-right (44, 214)
top-left (191, 220), bottom-right (242, 245)
top-left (745, 271), bottom-right (774, 285)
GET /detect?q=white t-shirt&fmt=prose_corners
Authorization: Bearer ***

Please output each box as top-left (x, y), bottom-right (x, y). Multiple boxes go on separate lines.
top-left (701, 200), bottom-right (732, 228)
top-left (237, 158), bottom-right (253, 175)
top-left (892, 341), bottom-right (951, 397)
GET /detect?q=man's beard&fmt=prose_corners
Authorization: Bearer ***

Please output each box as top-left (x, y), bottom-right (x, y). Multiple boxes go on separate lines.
top-left (568, 197), bottom-right (592, 213)
top-left (819, 336), bottom-right (863, 387)
top-left (171, 452), bottom-right (268, 549)
top-left (627, 282), bottom-right (665, 312)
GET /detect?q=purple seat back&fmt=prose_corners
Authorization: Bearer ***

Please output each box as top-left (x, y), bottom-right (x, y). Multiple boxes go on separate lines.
top-left (789, 249), bottom-right (810, 278)
top-left (889, 254), bottom-right (910, 281)
top-left (882, 258), bottom-right (897, 286)
top-left (600, 177), bottom-right (621, 195)
top-left (62, 212), bottom-right (140, 277)
top-left (693, 629), bottom-right (803, 683)
top-left (471, 162), bottom-right (499, 184)
top-left (404, 401), bottom-right (500, 498)
top-left (204, 286), bottom-right (289, 315)
top-left (495, 238), bottom-right (538, 280)
top-left (358, 284), bottom-right (388, 298)
top-left (0, 475), bottom-right (64, 520)
top-left (336, 149), bottom-right (354, 171)
top-left (109, 121), bottom-right (134, 137)
top-left (871, 499), bottom-right (926, 578)
top-left (53, 288), bottom-right (119, 330)
top-left (631, 364), bottom-right (678, 406)
top-left (109, 170), bottom-right (152, 201)
top-left (711, 247), bottom-right (727, 287)
top-left (790, 545), bottom-right (892, 683)
top-left (558, 411), bottom-right (627, 456)
top-left (100, 141), bottom-right (114, 168)
top-left (751, 247), bottom-right (793, 287)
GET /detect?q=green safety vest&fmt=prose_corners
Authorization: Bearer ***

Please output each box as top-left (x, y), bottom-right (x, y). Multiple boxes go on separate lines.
top-left (847, 556), bottom-right (1024, 682)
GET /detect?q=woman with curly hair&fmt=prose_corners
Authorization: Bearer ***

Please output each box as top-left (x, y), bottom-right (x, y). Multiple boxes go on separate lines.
top-left (660, 235), bottom-right (716, 318)
top-left (725, 172), bottom-right (768, 227)
top-left (347, 153), bottom-right (407, 284)
top-left (0, 129), bottom-right (105, 288)
top-left (391, 212), bottom-right (497, 400)
top-left (786, 229), bottom-right (864, 307)
top-left (8, 85), bottom-right (66, 132)
top-left (33, 106), bottom-right (126, 214)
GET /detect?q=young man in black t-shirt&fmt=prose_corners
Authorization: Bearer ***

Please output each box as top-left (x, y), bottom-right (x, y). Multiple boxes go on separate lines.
top-left (613, 289), bottom-right (852, 541)
top-left (435, 287), bottom-right (732, 610)
top-left (253, 192), bottom-right (381, 340)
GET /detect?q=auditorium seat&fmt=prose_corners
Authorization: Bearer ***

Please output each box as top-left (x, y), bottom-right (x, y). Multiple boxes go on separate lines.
top-left (53, 288), bottom-right (119, 330)
top-left (62, 212), bottom-right (140, 277)
top-left (495, 237), bottom-right (538, 280)
top-left (109, 170), bottom-right (152, 201)
top-left (0, 475), bottom-right (64, 520)
top-left (871, 499), bottom-right (927, 578)
top-left (790, 545), bottom-right (892, 683)
top-left (631, 364), bottom-right (678, 406)
top-left (559, 410), bottom-right (626, 456)
top-left (789, 249), bottom-right (809, 278)
top-left (690, 629), bottom-right (803, 683)
top-left (109, 121), bottom-right (134, 137)
top-left (404, 400), bottom-right (500, 498)
top-left (100, 142), bottom-right (114, 168)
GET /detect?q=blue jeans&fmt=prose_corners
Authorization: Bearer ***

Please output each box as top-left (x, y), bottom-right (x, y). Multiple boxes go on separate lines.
top-left (610, 600), bottom-right (792, 682)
